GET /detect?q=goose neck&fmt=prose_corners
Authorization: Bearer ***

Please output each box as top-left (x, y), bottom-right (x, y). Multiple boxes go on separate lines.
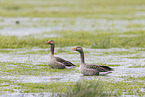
top-left (79, 50), bottom-right (85, 64)
top-left (50, 44), bottom-right (55, 55)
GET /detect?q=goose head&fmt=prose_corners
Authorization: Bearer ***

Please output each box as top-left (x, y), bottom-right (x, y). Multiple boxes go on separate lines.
top-left (46, 40), bottom-right (55, 45)
top-left (72, 46), bottom-right (83, 52)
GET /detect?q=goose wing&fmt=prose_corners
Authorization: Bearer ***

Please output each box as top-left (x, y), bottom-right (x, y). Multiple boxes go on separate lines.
top-left (55, 57), bottom-right (75, 67)
top-left (86, 64), bottom-right (114, 72)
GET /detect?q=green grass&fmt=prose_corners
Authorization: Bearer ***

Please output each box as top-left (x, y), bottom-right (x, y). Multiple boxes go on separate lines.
top-left (17, 82), bottom-right (74, 93)
top-left (0, 30), bottom-right (145, 49)
top-left (63, 80), bottom-right (109, 97)
top-left (63, 79), bottom-right (145, 96)
top-left (99, 63), bottom-right (121, 67)
top-left (0, 48), bottom-right (76, 55)
top-left (0, 79), bottom-right (74, 94)
top-left (0, 0), bottom-right (145, 19)
top-left (129, 65), bottom-right (145, 68)
top-left (127, 76), bottom-right (145, 81)
top-left (126, 24), bottom-right (144, 29)
top-left (0, 49), bottom-right (14, 53)
top-left (1, 78), bottom-right (144, 96)
top-left (0, 62), bottom-right (77, 76)
top-left (126, 57), bottom-right (145, 59)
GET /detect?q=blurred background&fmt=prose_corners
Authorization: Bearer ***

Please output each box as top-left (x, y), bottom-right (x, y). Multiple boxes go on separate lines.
top-left (0, 0), bottom-right (145, 48)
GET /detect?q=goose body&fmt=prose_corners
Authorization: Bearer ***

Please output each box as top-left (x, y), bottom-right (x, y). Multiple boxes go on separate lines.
top-left (46, 40), bottom-right (75, 69)
top-left (72, 46), bottom-right (114, 75)
top-left (47, 52), bottom-right (66, 69)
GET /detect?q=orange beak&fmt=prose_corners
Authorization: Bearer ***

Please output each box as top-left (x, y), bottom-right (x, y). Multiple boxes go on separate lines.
top-left (72, 47), bottom-right (76, 51)
top-left (45, 41), bottom-right (50, 44)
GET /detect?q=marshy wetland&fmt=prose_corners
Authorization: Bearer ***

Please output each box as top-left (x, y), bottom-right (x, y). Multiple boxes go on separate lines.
top-left (0, 0), bottom-right (145, 96)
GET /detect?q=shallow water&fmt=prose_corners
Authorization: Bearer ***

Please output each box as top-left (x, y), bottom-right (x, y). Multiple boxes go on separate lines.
top-left (0, 48), bottom-right (145, 96)
top-left (0, 17), bottom-right (145, 37)
top-left (0, 47), bottom-right (145, 83)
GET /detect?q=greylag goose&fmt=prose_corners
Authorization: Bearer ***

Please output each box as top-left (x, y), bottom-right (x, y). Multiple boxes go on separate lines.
top-left (72, 46), bottom-right (114, 75)
top-left (46, 40), bottom-right (75, 69)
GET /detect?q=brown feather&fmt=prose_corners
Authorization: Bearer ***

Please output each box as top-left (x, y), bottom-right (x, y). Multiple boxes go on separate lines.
top-left (86, 64), bottom-right (114, 72)
top-left (55, 57), bottom-right (75, 67)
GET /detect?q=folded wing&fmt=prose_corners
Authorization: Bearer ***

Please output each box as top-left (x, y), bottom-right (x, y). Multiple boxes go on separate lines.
top-left (55, 57), bottom-right (75, 67)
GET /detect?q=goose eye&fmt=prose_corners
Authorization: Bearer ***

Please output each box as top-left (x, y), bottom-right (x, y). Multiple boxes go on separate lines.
top-left (77, 48), bottom-right (81, 50)
top-left (51, 41), bottom-right (54, 44)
